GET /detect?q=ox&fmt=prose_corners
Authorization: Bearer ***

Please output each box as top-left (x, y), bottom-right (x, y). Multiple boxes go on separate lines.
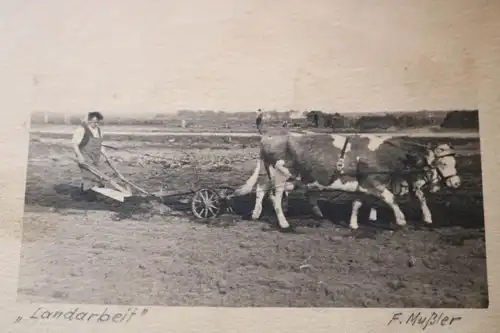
top-left (232, 133), bottom-right (460, 231)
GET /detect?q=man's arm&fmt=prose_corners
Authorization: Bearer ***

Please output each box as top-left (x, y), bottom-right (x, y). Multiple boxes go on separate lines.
top-left (72, 127), bottom-right (85, 164)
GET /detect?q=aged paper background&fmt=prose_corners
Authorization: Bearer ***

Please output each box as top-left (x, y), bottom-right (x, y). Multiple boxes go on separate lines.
top-left (1, 0), bottom-right (499, 332)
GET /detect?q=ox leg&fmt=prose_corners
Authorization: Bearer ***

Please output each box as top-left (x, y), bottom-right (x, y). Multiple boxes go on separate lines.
top-left (269, 164), bottom-right (292, 230)
top-left (349, 199), bottom-right (362, 230)
top-left (282, 182), bottom-right (294, 214)
top-left (382, 188), bottom-right (406, 226)
top-left (415, 187), bottom-right (433, 224)
top-left (266, 166), bottom-right (291, 215)
top-left (369, 208), bottom-right (378, 222)
top-left (251, 181), bottom-right (268, 220)
top-left (368, 186), bottom-right (406, 226)
top-left (306, 191), bottom-right (324, 219)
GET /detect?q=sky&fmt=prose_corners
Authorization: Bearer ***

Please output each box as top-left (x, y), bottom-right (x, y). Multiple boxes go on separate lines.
top-left (1, 0), bottom-right (487, 116)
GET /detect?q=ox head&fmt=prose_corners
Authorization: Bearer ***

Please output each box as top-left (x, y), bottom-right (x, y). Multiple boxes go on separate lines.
top-left (424, 143), bottom-right (460, 191)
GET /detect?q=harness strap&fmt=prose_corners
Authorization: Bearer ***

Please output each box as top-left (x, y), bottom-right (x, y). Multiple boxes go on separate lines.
top-left (340, 137), bottom-right (349, 159)
top-left (335, 136), bottom-right (350, 173)
top-left (323, 136), bottom-right (352, 185)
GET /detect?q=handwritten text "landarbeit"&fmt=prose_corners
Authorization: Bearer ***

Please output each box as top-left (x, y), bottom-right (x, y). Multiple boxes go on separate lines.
top-left (14, 307), bottom-right (149, 324)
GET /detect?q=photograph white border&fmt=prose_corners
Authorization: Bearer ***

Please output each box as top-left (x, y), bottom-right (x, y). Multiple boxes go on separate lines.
top-left (1, 1), bottom-right (499, 332)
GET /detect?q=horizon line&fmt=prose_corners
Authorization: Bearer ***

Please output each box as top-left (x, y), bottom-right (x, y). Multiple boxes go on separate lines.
top-left (29, 108), bottom-right (479, 117)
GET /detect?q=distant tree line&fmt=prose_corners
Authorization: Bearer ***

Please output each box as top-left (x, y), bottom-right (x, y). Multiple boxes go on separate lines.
top-left (29, 109), bottom-right (479, 131)
top-left (440, 110), bottom-right (479, 130)
top-left (302, 110), bottom-right (478, 131)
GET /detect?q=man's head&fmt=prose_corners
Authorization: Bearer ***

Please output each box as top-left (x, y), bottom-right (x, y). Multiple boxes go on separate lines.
top-left (86, 111), bottom-right (103, 129)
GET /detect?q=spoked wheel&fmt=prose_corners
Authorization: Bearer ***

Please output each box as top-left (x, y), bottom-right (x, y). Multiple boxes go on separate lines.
top-left (191, 188), bottom-right (223, 219)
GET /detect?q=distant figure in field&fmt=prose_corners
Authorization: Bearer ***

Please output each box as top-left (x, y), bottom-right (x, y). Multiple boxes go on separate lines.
top-left (313, 113), bottom-right (319, 127)
top-left (72, 111), bottom-right (110, 200)
top-left (256, 109), bottom-right (263, 134)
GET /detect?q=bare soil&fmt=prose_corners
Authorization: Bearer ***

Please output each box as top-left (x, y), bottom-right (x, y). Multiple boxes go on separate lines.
top-left (17, 133), bottom-right (488, 307)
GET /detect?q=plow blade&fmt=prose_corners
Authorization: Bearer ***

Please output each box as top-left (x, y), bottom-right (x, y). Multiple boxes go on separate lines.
top-left (91, 187), bottom-right (132, 202)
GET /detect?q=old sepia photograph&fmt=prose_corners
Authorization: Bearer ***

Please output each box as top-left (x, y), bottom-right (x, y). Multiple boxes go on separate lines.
top-left (12, 1), bottom-right (490, 313)
top-left (18, 108), bottom-right (487, 308)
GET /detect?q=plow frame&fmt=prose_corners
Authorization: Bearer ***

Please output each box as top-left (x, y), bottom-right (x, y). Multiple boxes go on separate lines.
top-left (72, 156), bottom-right (235, 219)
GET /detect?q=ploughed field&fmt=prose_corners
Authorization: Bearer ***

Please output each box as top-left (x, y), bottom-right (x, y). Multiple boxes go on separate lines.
top-left (18, 132), bottom-right (488, 307)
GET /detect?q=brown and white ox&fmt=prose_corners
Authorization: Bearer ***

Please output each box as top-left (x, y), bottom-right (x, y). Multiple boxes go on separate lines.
top-left (231, 133), bottom-right (460, 231)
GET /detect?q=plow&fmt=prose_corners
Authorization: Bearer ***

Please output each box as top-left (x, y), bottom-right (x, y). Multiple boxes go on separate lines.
top-left (71, 154), bottom-right (235, 219)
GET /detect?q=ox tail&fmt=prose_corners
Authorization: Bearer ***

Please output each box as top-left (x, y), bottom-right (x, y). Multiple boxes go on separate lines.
top-left (232, 159), bottom-right (261, 197)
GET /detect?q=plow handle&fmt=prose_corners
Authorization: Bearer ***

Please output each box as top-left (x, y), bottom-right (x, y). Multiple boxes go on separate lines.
top-left (70, 156), bottom-right (131, 194)
top-left (103, 156), bottom-right (151, 195)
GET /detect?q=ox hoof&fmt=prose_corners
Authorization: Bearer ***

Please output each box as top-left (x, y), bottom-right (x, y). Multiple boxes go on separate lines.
top-left (311, 212), bottom-right (324, 220)
top-left (310, 206), bottom-right (324, 218)
top-left (349, 224), bottom-right (359, 230)
top-left (251, 210), bottom-right (262, 220)
top-left (279, 226), bottom-right (296, 233)
top-left (396, 219), bottom-right (407, 226)
top-left (251, 214), bottom-right (261, 221)
top-left (311, 215), bottom-right (325, 223)
top-left (423, 216), bottom-right (433, 224)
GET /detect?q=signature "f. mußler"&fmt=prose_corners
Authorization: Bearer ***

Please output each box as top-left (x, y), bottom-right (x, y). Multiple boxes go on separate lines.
top-left (388, 311), bottom-right (462, 331)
